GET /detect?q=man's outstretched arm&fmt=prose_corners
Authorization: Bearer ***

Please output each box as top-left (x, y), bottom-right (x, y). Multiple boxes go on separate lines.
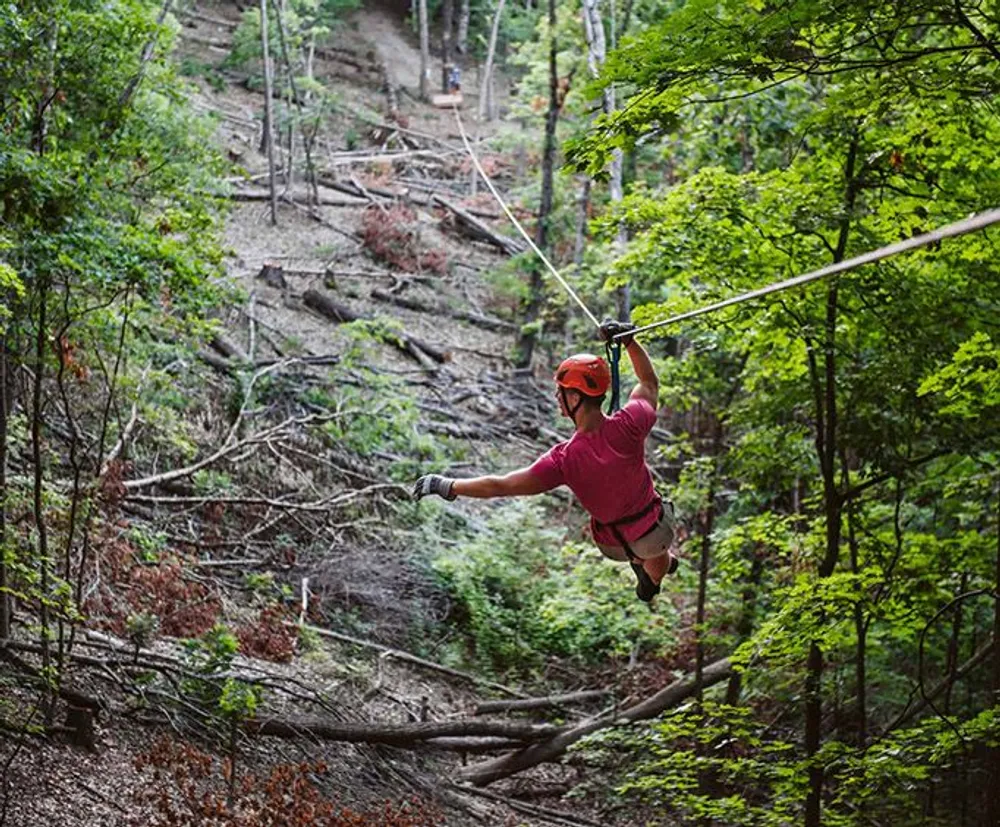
top-left (413, 468), bottom-right (553, 501)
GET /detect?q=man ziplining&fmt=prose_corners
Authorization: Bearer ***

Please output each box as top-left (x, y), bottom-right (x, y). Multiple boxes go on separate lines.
top-left (413, 320), bottom-right (679, 603)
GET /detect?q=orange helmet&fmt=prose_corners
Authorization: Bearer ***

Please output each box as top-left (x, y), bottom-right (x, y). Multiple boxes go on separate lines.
top-left (554, 353), bottom-right (610, 397)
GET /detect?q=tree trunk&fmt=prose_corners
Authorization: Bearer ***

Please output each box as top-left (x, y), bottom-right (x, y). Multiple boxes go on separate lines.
top-left (31, 279), bottom-right (54, 724)
top-left (725, 551), bottom-right (764, 704)
top-left (441, 0), bottom-right (455, 93)
top-left (418, 0), bottom-right (430, 100)
top-left (581, 0), bottom-right (627, 319)
top-left (459, 658), bottom-right (733, 786)
top-left (847, 497), bottom-right (867, 746)
top-left (0, 332), bottom-right (11, 640)
top-left (572, 176), bottom-right (591, 267)
top-left (804, 135), bottom-right (858, 827)
top-left (457, 0), bottom-right (471, 54)
top-left (259, 0), bottom-right (278, 226)
top-left (478, 0), bottom-right (507, 120)
top-left (110, 0), bottom-right (173, 136)
top-left (695, 434), bottom-right (719, 703)
top-left (514, 0), bottom-right (557, 368)
top-left (274, 0), bottom-right (319, 207)
top-left (986, 477), bottom-right (1000, 827)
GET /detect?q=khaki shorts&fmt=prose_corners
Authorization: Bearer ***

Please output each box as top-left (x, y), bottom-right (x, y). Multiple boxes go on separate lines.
top-left (595, 501), bottom-right (676, 562)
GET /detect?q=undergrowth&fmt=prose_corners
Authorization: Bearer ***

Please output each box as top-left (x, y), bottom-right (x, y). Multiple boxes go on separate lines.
top-left (133, 736), bottom-right (445, 826)
top-left (360, 205), bottom-right (448, 275)
top-left (427, 500), bottom-right (679, 679)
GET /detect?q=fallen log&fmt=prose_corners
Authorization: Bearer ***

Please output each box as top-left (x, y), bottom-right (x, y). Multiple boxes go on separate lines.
top-left (313, 46), bottom-right (379, 73)
top-left (196, 348), bottom-right (235, 375)
top-left (369, 288), bottom-right (516, 333)
top-left (181, 32), bottom-right (231, 49)
top-left (229, 189), bottom-right (366, 208)
top-left (247, 717), bottom-right (559, 746)
top-left (458, 656), bottom-right (733, 786)
top-left (178, 9), bottom-right (238, 28)
top-left (302, 288), bottom-right (449, 365)
top-left (434, 195), bottom-right (526, 256)
top-left (432, 93), bottom-right (464, 108)
top-left (316, 176), bottom-right (403, 202)
top-left (210, 334), bottom-right (248, 362)
top-left (315, 176), bottom-right (501, 219)
top-left (474, 689), bottom-right (610, 715)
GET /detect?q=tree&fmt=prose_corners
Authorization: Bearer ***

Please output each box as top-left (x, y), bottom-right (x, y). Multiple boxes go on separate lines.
top-left (514, 0), bottom-right (561, 368)
top-left (0, 0), bottom-right (224, 709)
top-left (478, 0), bottom-right (507, 120)
top-left (568, 1), bottom-right (1000, 822)
top-left (418, 0), bottom-right (430, 100)
top-left (441, 0), bottom-right (455, 93)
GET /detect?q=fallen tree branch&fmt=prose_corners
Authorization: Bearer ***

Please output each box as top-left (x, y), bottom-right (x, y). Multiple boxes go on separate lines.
top-left (434, 195), bottom-right (526, 256)
top-left (369, 288), bottom-right (516, 333)
top-left (303, 288), bottom-right (450, 366)
top-left (210, 334), bottom-right (249, 363)
top-left (229, 188), bottom-right (367, 208)
top-left (292, 622), bottom-right (528, 698)
top-left (247, 716), bottom-right (558, 745)
top-left (178, 9), bottom-right (238, 28)
top-left (458, 657), bottom-right (732, 786)
top-left (196, 348), bottom-right (236, 374)
top-left (124, 409), bottom-right (341, 490)
top-left (127, 482), bottom-right (408, 511)
top-left (882, 637), bottom-right (994, 734)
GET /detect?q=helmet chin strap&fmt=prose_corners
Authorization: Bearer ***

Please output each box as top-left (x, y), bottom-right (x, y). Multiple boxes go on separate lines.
top-left (560, 387), bottom-right (585, 424)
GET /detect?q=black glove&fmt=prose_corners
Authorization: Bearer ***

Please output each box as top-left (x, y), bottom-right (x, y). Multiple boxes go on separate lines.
top-left (413, 474), bottom-right (457, 501)
top-left (600, 318), bottom-right (637, 347)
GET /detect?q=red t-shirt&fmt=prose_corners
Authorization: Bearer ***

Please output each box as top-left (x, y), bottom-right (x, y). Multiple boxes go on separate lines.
top-left (527, 398), bottom-right (659, 546)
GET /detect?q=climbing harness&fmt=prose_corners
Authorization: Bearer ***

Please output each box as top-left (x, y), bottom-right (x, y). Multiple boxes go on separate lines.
top-left (593, 495), bottom-right (673, 561)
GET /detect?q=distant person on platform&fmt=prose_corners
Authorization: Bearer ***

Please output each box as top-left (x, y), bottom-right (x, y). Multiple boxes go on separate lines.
top-left (413, 321), bottom-right (678, 602)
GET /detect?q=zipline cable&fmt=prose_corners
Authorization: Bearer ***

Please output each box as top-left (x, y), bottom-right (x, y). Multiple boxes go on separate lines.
top-left (452, 107), bottom-right (603, 329)
top-left (617, 207), bottom-right (1000, 341)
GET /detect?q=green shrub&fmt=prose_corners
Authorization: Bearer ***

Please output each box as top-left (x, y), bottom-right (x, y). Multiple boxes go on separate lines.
top-left (431, 501), bottom-right (679, 678)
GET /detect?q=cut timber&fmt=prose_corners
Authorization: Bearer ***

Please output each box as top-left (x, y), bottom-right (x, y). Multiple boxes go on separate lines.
top-left (458, 656), bottom-right (732, 786)
top-left (247, 717), bottom-right (558, 746)
top-left (210, 334), bottom-right (248, 362)
top-left (302, 289), bottom-right (449, 366)
top-left (197, 349), bottom-right (235, 375)
top-left (178, 9), bottom-right (238, 28)
top-left (228, 189), bottom-right (366, 207)
top-left (434, 195), bottom-right (526, 256)
top-left (257, 262), bottom-right (287, 289)
top-left (370, 288), bottom-right (516, 333)
top-left (432, 92), bottom-right (463, 108)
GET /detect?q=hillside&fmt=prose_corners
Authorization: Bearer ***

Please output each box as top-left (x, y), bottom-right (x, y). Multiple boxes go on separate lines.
top-left (4, 1), bottom-right (1000, 825)
top-left (3, 3), bottom-right (689, 826)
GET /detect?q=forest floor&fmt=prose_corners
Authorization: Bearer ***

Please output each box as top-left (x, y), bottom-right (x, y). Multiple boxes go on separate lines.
top-left (5, 3), bottom-right (682, 826)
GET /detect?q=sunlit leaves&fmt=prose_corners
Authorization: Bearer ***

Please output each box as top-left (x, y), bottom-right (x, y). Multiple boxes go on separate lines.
top-left (918, 332), bottom-right (1000, 420)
